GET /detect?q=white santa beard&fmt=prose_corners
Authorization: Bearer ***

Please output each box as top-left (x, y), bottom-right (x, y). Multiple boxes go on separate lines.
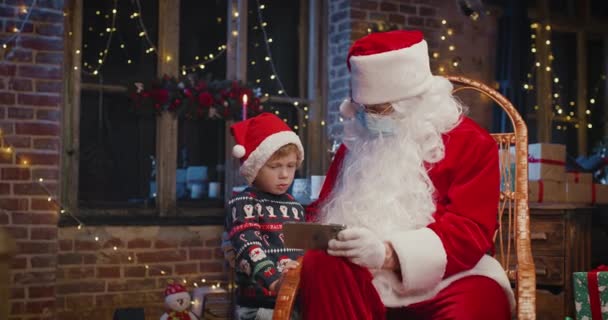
top-left (319, 77), bottom-right (463, 237)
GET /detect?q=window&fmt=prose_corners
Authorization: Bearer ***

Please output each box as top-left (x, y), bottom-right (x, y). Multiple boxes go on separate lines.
top-left (508, 0), bottom-right (608, 156)
top-left (63, 0), bottom-right (326, 218)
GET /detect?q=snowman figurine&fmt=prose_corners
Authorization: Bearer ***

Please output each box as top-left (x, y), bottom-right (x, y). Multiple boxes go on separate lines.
top-left (160, 283), bottom-right (197, 320)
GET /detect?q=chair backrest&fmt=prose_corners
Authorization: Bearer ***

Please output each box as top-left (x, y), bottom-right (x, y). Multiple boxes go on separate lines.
top-left (447, 76), bottom-right (536, 320)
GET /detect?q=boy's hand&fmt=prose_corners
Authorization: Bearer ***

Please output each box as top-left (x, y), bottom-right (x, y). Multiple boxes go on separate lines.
top-left (327, 227), bottom-right (385, 269)
top-left (282, 260), bottom-right (300, 271)
top-left (269, 261), bottom-right (300, 292)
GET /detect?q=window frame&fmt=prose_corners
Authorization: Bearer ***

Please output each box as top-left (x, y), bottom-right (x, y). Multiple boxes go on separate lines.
top-left (529, 0), bottom-right (608, 155)
top-left (62, 0), bottom-right (327, 219)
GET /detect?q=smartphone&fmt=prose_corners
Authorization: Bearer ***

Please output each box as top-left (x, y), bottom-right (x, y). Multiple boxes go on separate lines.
top-left (283, 222), bottom-right (346, 250)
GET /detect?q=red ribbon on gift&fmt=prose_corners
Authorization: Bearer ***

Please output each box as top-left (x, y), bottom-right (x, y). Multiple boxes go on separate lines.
top-left (528, 156), bottom-right (566, 166)
top-left (587, 265), bottom-right (608, 320)
top-left (538, 181), bottom-right (544, 203)
top-left (572, 171), bottom-right (581, 183)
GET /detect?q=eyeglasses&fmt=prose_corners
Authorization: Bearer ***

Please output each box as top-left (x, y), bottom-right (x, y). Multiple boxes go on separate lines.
top-left (361, 103), bottom-right (394, 115)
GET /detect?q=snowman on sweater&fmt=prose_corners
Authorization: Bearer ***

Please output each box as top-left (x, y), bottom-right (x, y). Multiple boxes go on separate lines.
top-left (160, 283), bottom-right (197, 320)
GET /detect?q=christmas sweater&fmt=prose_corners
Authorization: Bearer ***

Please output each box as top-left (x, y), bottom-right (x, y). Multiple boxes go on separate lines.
top-left (226, 187), bottom-right (305, 308)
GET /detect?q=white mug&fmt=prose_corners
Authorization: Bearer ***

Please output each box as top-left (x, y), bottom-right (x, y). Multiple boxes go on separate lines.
top-left (191, 183), bottom-right (204, 199)
top-left (309, 175), bottom-right (326, 200)
top-left (208, 182), bottom-right (221, 199)
top-left (291, 178), bottom-right (309, 199)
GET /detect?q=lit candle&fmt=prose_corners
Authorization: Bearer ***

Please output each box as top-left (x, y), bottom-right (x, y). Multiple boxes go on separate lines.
top-left (242, 94), bottom-right (248, 120)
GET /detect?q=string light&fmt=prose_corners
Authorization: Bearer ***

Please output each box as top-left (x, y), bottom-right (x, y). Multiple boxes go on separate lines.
top-left (0, 0), bottom-right (37, 59)
top-left (28, 168), bottom-right (233, 290)
top-left (81, 0), bottom-right (118, 76)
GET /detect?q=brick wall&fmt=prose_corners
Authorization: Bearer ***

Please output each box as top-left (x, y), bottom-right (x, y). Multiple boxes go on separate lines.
top-left (326, 0), bottom-right (500, 137)
top-left (0, 0), bottom-right (64, 319)
top-left (56, 225), bottom-right (227, 320)
top-left (327, 0), bottom-right (351, 140)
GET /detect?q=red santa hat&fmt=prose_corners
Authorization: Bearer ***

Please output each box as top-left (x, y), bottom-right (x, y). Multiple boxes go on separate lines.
top-left (341, 30), bottom-right (434, 116)
top-left (165, 283), bottom-right (188, 297)
top-left (230, 113), bottom-right (304, 184)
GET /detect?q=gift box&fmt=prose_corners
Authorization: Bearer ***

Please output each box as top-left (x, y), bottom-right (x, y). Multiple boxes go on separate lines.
top-left (529, 180), bottom-right (565, 203)
top-left (528, 143), bottom-right (566, 182)
top-left (592, 184), bottom-right (608, 205)
top-left (567, 172), bottom-right (593, 184)
top-left (572, 266), bottom-right (608, 320)
top-left (565, 182), bottom-right (592, 204)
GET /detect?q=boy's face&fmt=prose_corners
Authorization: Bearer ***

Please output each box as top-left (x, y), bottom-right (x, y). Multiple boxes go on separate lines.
top-left (253, 151), bottom-right (298, 195)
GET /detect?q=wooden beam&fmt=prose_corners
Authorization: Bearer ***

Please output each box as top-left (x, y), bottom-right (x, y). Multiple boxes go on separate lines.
top-left (534, 23), bottom-right (553, 143)
top-left (576, 31), bottom-right (588, 156)
top-left (224, 0), bottom-right (249, 201)
top-left (226, 0), bottom-right (248, 81)
top-left (80, 83), bottom-right (128, 93)
top-left (604, 36), bottom-right (608, 138)
top-left (156, 0), bottom-right (180, 216)
top-left (62, 0), bottom-right (83, 213)
top-left (306, 0), bottom-right (327, 175)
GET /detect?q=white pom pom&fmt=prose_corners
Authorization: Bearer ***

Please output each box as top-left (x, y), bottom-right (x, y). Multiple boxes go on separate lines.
top-left (232, 144), bottom-right (246, 158)
top-left (339, 99), bottom-right (357, 118)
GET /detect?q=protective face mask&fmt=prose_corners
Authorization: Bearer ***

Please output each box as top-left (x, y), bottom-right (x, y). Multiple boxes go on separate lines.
top-left (355, 109), bottom-right (397, 137)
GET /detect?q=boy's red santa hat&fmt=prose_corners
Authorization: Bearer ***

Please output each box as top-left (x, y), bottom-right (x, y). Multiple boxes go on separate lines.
top-left (230, 113), bottom-right (304, 184)
top-left (340, 30), bottom-right (434, 117)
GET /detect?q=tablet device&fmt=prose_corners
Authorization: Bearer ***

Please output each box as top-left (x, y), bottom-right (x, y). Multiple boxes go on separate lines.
top-left (283, 222), bottom-right (346, 250)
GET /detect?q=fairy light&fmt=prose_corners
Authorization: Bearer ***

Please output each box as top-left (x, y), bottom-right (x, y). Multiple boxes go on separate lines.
top-left (29, 165), bottom-right (209, 290)
top-left (1, 0), bottom-right (37, 57)
top-left (82, 0), bottom-right (118, 76)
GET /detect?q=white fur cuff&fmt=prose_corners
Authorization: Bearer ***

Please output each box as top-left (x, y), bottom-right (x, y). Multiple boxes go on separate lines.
top-left (388, 228), bottom-right (446, 293)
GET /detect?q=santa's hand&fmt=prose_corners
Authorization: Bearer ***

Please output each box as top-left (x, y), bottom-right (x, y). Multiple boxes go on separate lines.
top-left (327, 227), bottom-right (385, 269)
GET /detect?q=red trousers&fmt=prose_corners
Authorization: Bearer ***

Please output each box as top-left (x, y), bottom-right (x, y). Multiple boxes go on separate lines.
top-left (300, 250), bottom-right (511, 320)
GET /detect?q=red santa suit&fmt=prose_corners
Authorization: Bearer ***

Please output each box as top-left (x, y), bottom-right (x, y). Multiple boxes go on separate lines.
top-left (300, 117), bottom-right (514, 319)
top-left (297, 29), bottom-right (514, 319)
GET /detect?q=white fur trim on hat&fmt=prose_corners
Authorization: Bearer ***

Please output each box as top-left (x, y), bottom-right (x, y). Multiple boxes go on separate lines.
top-left (240, 131), bottom-right (304, 184)
top-left (339, 99), bottom-right (358, 118)
top-left (350, 40), bottom-right (433, 105)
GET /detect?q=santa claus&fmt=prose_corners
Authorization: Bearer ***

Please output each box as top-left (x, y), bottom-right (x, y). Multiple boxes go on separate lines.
top-left (299, 30), bottom-right (514, 319)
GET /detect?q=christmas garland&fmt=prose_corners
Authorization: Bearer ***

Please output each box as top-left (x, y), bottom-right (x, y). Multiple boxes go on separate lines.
top-left (129, 75), bottom-right (264, 120)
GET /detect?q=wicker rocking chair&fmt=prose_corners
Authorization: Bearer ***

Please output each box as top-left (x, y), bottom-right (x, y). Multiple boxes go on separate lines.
top-left (272, 76), bottom-right (536, 320)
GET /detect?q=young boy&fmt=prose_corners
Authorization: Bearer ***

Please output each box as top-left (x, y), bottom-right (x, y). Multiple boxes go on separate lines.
top-left (226, 113), bottom-right (305, 320)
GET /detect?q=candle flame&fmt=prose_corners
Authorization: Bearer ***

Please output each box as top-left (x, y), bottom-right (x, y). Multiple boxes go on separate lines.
top-left (242, 94), bottom-right (248, 104)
